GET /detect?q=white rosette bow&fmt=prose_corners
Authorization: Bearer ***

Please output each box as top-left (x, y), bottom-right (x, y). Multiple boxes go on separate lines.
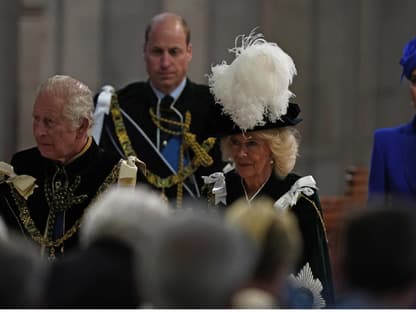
top-left (202, 172), bottom-right (227, 205)
top-left (273, 175), bottom-right (317, 211)
top-left (117, 156), bottom-right (145, 188)
top-left (92, 85), bottom-right (115, 144)
top-left (0, 161), bottom-right (38, 200)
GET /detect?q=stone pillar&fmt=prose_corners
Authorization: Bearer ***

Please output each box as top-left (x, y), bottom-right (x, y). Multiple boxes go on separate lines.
top-left (0, 1), bottom-right (20, 161)
top-left (45, 0), bottom-right (103, 91)
top-left (163, 0), bottom-right (211, 83)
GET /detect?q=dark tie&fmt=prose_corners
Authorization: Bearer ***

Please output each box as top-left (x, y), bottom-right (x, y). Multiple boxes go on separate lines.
top-left (159, 95), bottom-right (179, 146)
top-left (160, 94), bottom-right (174, 110)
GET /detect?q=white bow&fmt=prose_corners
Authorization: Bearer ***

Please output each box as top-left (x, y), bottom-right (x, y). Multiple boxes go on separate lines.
top-left (0, 161), bottom-right (38, 200)
top-left (202, 172), bottom-right (227, 205)
top-left (274, 175), bottom-right (317, 211)
top-left (117, 156), bottom-right (142, 188)
top-left (92, 85), bottom-right (115, 144)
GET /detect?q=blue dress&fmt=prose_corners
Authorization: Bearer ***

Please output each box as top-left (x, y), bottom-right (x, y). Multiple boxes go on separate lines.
top-left (368, 115), bottom-right (416, 202)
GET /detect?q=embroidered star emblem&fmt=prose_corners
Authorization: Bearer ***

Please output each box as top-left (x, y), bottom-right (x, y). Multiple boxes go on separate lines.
top-left (288, 262), bottom-right (326, 308)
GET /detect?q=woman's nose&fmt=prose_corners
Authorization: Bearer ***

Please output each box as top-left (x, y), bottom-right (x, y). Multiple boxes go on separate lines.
top-left (237, 145), bottom-right (248, 157)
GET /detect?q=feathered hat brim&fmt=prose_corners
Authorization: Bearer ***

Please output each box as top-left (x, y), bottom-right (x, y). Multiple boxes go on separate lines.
top-left (207, 29), bottom-right (299, 133)
top-left (208, 102), bottom-right (302, 138)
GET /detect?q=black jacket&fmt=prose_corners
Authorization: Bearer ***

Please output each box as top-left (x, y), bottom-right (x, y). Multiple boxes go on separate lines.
top-left (97, 79), bottom-right (226, 202)
top-left (0, 141), bottom-right (119, 258)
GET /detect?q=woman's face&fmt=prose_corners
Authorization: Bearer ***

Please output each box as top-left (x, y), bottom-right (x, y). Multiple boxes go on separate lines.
top-left (229, 132), bottom-right (273, 181)
top-left (410, 69), bottom-right (416, 109)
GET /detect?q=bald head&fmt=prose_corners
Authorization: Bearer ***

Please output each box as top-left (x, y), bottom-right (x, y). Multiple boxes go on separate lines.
top-left (145, 12), bottom-right (190, 45)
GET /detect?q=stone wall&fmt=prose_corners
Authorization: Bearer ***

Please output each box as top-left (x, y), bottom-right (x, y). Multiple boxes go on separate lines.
top-left (9, 0), bottom-right (416, 195)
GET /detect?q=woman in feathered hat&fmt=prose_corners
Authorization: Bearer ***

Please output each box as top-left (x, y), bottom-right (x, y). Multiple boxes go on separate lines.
top-left (203, 30), bottom-right (334, 307)
top-left (369, 36), bottom-right (416, 204)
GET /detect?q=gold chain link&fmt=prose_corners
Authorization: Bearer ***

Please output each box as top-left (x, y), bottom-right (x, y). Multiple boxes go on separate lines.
top-left (9, 162), bottom-right (121, 250)
top-left (109, 92), bottom-right (216, 207)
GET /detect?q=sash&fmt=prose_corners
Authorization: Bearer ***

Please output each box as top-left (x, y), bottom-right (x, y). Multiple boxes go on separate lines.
top-left (104, 88), bottom-right (216, 208)
top-left (119, 108), bottom-right (197, 198)
top-left (92, 85), bottom-right (114, 144)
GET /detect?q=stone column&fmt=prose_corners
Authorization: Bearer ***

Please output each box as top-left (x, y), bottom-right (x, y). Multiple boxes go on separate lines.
top-left (0, 0), bottom-right (20, 161)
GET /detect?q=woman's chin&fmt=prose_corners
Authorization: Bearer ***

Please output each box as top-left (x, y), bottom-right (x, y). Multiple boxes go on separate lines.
top-left (236, 168), bottom-right (255, 179)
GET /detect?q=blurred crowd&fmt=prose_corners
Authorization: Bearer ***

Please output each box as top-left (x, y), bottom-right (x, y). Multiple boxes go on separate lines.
top-left (1, 185), bottom-right (416, 308)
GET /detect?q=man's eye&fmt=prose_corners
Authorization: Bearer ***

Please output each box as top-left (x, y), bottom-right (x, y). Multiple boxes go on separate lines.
top-left (150, 48), bottom-right (163, 56)
top-left (45, 119), bottom-right (55, 127)
top-left (411, 77), bottom-right (416, 85)
top-left (169, 48), bottom-right (180, 56)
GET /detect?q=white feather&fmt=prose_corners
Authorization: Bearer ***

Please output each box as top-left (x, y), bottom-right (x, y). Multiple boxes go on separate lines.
top-left (208, 29), bottom-right (297, 131)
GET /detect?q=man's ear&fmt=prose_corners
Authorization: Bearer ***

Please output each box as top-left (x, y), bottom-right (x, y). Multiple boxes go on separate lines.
top-left (76, 118), bottom-right (89, 138)
top-left (187, 43), bottom-right (193, 62)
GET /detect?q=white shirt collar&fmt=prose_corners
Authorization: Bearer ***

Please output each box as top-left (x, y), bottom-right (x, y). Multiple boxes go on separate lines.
top-left (150, 78), bottom-right (187, 103)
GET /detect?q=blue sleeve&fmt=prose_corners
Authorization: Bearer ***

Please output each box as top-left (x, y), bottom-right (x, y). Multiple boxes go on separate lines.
top-left (368, 130), bottom-right (387, 200)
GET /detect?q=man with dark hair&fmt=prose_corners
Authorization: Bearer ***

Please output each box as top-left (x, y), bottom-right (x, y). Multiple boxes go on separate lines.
top-left (336, 200), bottom-right (416, 308)
top-left (92, 12), bottom-right (225, 208)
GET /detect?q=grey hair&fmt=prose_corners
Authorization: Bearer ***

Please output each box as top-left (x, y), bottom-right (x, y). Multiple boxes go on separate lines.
top-left (81, 185), bottom-right (170, 250)
top-left (144, 209), bottom-right (256, 308)
top-left (37, 75), bottom-right (94, 130)
top-left (221, 126), bottom-right (300, 178)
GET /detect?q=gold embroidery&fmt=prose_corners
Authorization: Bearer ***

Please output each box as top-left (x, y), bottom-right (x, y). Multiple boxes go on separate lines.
top-left (9, 162), bottom-right (121, 258)
top-left (297, 194), bottom-right (329, 242)
top-left (109, 92), bottom-right (216, 208)
top-left (42, 166), bottom-right (89, 259)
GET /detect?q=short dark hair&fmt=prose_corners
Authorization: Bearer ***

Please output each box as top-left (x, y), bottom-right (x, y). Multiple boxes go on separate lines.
top-left (342, 202), bottom-right (416, 293)
top-left (144, 13), bottom-right (191, 45)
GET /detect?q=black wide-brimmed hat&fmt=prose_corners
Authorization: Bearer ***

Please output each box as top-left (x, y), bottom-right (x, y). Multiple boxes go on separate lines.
top-left (211, 102), bottom-right (302, 138)
top-left (208, 29), bottom-right (302, 137)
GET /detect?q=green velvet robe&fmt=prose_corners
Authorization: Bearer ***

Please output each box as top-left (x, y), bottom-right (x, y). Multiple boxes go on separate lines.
top-left (216, 170), bottom-right (335, 306)
top-left (0, 140), bottom-right (120, 259)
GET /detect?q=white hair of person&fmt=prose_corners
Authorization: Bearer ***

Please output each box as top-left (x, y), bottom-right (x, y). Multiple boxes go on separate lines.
top-left (37, 75), bottom-right (94, 131)
top-left (80, 185), bottom-right (171, 251)
top-left (221, 127), bottom-right (300, 178)
top-left (144, 208), bottom-right (256, 308)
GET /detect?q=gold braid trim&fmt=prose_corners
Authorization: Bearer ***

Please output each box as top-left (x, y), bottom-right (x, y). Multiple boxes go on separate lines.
top-left (142, 137), bottom-right (216, 188)
top-left (149, 107), bottom-right (183, 136)
top-left (9, 162), bottom-right (121, 249)
top-left (110, 94), bottom-right (136, 157)
top-left (110, 92), bottom-right (216, 207)
top-left (297, 194), bottom-right (329, 242)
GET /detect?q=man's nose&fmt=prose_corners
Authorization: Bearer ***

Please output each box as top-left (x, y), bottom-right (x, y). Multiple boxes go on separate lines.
top-left (160, 52), bottom-right (172, 67)
top-left (33, 122), bottom-right (46, 136)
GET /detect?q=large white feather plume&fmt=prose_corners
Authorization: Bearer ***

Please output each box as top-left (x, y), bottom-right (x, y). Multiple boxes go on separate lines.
top-left (208, 29), bottom-right (297, 131)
